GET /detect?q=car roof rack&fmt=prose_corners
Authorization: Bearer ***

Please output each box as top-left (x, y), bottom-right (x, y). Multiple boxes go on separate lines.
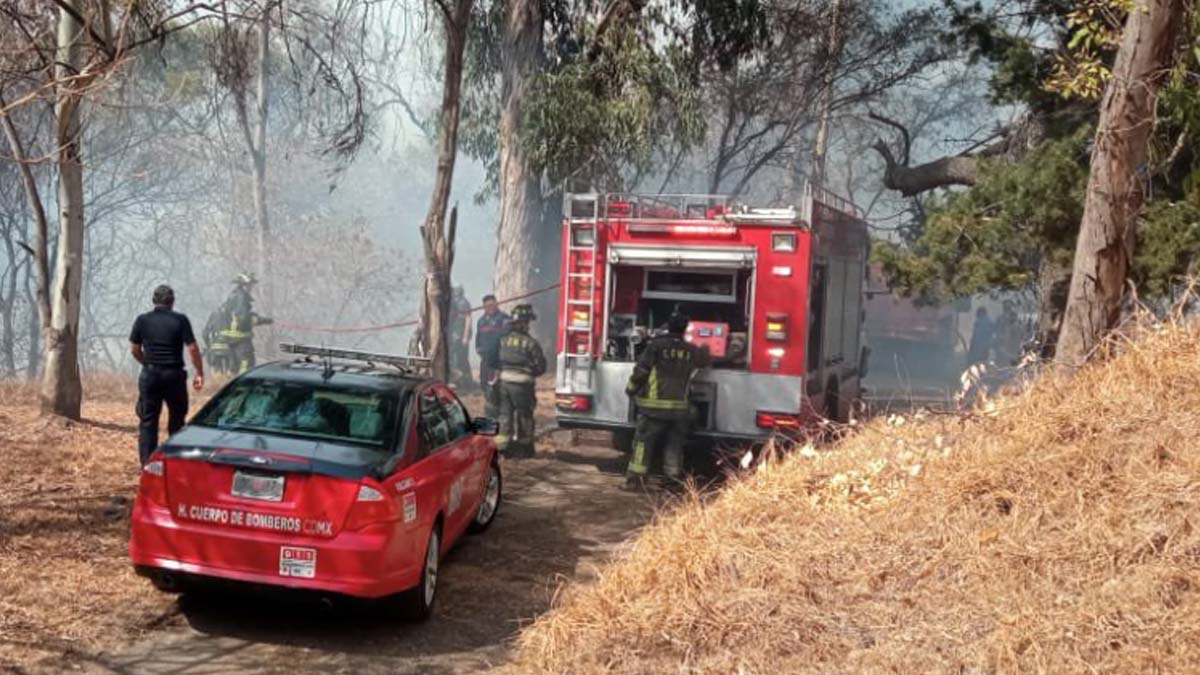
top-left (279, 343), bottom-right (433, 377)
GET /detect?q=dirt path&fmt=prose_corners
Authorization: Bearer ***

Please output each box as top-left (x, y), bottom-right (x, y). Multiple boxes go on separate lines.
top-left (61, 433), bottom-right (658, 675)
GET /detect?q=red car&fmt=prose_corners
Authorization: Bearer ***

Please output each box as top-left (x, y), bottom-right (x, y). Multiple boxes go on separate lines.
top-left (129, 344), bottom-right (502, 619)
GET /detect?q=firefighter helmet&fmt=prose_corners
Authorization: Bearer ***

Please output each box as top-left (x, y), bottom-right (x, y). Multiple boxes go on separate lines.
top-left (667, 312), bottom-right (689, 335)
top-left (233, 272), bottom-right (258, 286)
top-left (511, 304), bottom-right (537, 322)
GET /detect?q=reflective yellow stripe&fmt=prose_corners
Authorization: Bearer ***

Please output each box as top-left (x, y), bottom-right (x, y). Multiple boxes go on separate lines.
top-left (499, 371), bottom-right (534, 383)
top-left (628, 441), bottom-right (647, 474)
top-left (648, 367), bottom-right (659, 401)
top-left (636, 397), bottom-right (688, 411)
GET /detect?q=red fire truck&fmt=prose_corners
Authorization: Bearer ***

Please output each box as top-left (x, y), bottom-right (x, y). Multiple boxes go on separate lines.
top-left (553, 185), bottom-right (869, 444)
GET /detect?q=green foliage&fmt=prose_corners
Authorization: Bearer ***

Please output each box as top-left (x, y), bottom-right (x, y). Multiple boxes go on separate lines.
top-left (523, 32), bottom-right (704, 188)
top-left (459, 0), bottom-right (767, 195)
top-left (873, 129), bottom-right (1090, 303)
top-left (1134, 180), bottom-right (1200, 298)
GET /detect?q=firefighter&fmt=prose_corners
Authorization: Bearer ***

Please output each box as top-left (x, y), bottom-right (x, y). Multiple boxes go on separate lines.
top-left (624, 312), bottom-right (711, 490)
top-left (202, 306), bottom-right (234, 374)
top-left (218, 273), bottom-right (273, 374)
top-left (490, 304), bottom-right (546, 458)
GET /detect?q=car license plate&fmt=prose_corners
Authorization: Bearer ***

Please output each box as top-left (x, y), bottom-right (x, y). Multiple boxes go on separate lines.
top-left (231, 470), bottom-right (284, 502)
top-left (280, 546), bottom-right (317, 578)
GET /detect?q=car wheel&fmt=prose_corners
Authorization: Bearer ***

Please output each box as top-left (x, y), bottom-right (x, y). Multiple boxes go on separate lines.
top-left (149, 572), bottom-right (188, 595)
top-left (469, 458), bottom-right (502, 534)
top-left (402, 523), bottom-right (441, 621)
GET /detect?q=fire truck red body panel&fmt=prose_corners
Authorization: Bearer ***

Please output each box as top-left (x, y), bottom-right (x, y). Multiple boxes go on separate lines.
top-left (554, 187), bottom-right (868, 440)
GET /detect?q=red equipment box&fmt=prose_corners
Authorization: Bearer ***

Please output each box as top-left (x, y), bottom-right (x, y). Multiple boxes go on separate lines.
top-left (685, 321), bottom-right (729, 359)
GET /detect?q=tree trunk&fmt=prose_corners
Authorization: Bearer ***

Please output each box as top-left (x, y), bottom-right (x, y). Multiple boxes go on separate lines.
top-left (420, 0), bottom-right (473, 381)
top-left (252, 7), bottom-right (271, 295)
top-left (0, 97), bottom-right (52, 342)
top-left (1, 229), bottom-right (18, 377)
top-left (872, 140), bottom-right (979, 196)
top-left (1055, 0), bottom-right (1186, 367)
top-left (493, 0), bottom-right (552, 343)
top-left (42, 0), bottom-right (86, 418)
top-left (1035, 255), bottom-right (1071, 359)
top-left (808, 0), bottom-right (844, 191)
top-left (24, 268), bottom-right (39, 378)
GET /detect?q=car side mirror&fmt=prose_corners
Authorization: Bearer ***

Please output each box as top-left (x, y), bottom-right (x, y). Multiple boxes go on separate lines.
top-left (472, 417), bottom-right (499, 436)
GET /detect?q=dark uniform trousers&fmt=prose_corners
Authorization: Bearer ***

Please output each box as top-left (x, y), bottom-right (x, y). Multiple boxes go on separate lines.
top-left (629, 411), bottom-right (689, 479)
top-left (229, 338), bottom-right (255, 374)
top-left (137, 365), bottom-right (188, 464)
top-left (497, 379), bottom-right (537, 457)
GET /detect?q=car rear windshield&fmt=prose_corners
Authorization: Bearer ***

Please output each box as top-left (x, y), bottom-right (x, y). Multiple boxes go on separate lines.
top-left (193, 378), bottom-right (398, 447)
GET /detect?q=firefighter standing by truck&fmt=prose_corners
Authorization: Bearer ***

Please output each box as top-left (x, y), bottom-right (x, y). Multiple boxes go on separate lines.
top-left (218, 273), bottom-right (273, 374)
top-left (489, 304), bottom-right (545, 458)
top-left (624, 313), bottom-right (711, 490)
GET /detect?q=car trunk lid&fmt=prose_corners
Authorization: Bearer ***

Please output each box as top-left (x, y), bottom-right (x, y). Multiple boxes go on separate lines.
top-left (160, 426), bottom-right (387, 539)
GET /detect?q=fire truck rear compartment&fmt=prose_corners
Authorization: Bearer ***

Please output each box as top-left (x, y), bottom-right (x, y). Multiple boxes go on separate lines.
top-left (604, 265), bottom-right (753, 370)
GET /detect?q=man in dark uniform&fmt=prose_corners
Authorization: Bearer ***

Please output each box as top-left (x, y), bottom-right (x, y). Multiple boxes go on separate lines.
top-left (624, 313), bottom-right (710, 490)
top-left (218, 273), bottom-right (273, 373)
top-left (129, 285), bottom-right (204, 464)
top-left (475, 294), bottom-right (509, 417)
top-left (490, 304), bottom-right (545, 458)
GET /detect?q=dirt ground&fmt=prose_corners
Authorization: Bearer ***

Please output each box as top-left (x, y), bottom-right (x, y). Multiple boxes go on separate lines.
top-left (0, 380), bottom-right (671, 675)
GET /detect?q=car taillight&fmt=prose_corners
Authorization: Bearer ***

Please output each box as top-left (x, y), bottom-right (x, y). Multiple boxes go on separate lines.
top-left (765, 313), bottom-right (788, 341)
top-left (556, 394), bottom-right (592, 412)
top-left (357, 485), bottom-right (385, 501)
top-left (756, 411), bottom-right (801, 429)
top-left (344, 479), bottom-right (396, 531)
top-left (139, 455), bottom-right (168, 507)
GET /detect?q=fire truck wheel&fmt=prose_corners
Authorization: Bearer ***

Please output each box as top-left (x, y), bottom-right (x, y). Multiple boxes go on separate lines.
top-left (825, 379), bottom-right (843, 423)
top-left (612, 429), bottom-right (635, 454)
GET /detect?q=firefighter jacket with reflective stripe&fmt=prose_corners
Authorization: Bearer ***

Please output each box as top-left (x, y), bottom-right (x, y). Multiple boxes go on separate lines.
top-left (626, 334), bottom-right (711, 415)
top-left (218, 288), bottom-right (254, 339)
top-left (496, 330), bottom-right (546, 380)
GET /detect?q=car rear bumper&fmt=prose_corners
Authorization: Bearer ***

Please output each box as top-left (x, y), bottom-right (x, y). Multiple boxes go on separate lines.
top-left (129, 500), bottom-right (421, 599)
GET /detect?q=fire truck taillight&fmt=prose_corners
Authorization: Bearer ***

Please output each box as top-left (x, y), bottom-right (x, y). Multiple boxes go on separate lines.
top-left (556, 394), bottom-right (592, 412)
top-left (765, 313), bottom-right (788, 341)
top-left (756, 411), bottom-right (801, 429)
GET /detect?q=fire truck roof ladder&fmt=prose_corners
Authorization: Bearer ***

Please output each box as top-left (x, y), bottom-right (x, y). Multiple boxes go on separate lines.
top-left (564, 193), bottom-right (600, 362)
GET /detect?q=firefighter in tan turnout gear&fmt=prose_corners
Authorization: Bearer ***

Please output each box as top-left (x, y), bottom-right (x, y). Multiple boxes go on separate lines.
top-left (624, 313), bottom-right (711, 490)
top-left (490, 304), bottom-right (546, 458)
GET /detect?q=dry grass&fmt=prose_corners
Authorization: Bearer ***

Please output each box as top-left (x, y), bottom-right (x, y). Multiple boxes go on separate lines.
top-left (506, 321), bottom-right (1200, 675)
top-left (0, 374), bottom-right (209, 670)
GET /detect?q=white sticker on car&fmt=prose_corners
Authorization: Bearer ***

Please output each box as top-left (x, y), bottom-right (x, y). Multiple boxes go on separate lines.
top-left (403, 492), bottom-right (417, 523)
top-left (279, 546), bottom-right (317, 578)
top-left (449, 477), bottom-right (463, 513)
